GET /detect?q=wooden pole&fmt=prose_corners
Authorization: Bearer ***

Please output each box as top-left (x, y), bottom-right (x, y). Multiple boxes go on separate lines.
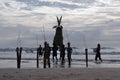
top-left (85, 48), bottom-right (88, 67)
top-left (18, 53), bottom-right (21, 68)
top-left (17, 52), bottom-right (19, 68)
top-left (37, 51), bottom-right (39, 68)
top-left (16, 47), bottom-right (21, 69)
top-left (17, 50), bottom-right (21, 69)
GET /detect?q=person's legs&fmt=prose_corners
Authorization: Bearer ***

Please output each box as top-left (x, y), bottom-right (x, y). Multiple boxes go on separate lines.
top-left (99, 54), bottom-right (102, 62)
top-left (68, 57), bottom-right (71, 65)
top-left (95, 54), bottom-right (97, 61)
top-left (63, 53), bottom-right (65, 63)
top-left (52, 55), bottom-right (54, 62)
top-left (61, 54), bottom-right (64, 65)
top-left (48, 58), bottom-right (50, 68)
top-left (44, 58), bottom-right (46, 68)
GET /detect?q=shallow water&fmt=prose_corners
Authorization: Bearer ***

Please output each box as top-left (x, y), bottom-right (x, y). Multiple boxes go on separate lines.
top-left (0, 51), bottom-right (120, 68)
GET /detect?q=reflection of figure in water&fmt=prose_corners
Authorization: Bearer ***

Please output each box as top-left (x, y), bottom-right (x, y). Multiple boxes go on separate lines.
top-left (37, 45), bottom-right (43, 57)
top-left (95, 43), bottom-right (102, 62)
top-left (43, 42), bottom-right (51, 68)
top-left (52, 43), bottom-right (58, 63)
top-left (16, 47), bottom-right (22, 68)
top-left (60, 44), bottom-right (66, 65)
top-left (67, 42), bottom-right (72, 65)
top-left (53, 16), bottom-right (63, 47)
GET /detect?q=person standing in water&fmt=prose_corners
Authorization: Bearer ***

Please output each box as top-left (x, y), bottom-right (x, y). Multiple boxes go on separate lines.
top-left (37, 45), bottom-right (43, 57)
top-left (67, 42), bottom-right (72, 66)
top-left (52, 43), bottom-right (58, 63)
top-left (43, 42), bottom-right (51, 68)
top-left (95, 43), bottom-right (102, 62)
top-left (60, 44), bottom-right (66, 65)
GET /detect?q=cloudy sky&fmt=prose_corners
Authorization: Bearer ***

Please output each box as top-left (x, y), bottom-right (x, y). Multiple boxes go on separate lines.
top-left (0, 0), bottom-right (120, 48)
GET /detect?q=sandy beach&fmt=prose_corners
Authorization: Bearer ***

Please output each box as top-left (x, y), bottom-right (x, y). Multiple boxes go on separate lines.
top-left (0, 68), bottom-right (120, 80)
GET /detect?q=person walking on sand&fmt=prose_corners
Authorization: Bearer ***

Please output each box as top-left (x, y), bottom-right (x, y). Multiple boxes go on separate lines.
top-left (95, 43), bottom-right (102, 62)
top-left (67, 42), bottom-right (72, 65)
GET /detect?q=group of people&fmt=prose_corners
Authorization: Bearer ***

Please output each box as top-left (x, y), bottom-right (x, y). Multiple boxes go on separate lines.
top-left (37, 42), bottom-right (72, 68)
top-left (37, 42), bottom-right (102, 68)
top-left (16, 43), bottom-right (102, 68)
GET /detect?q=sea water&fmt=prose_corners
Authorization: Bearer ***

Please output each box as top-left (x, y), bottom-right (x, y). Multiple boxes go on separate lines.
top-left (0, 48), bottom-right (120, 68)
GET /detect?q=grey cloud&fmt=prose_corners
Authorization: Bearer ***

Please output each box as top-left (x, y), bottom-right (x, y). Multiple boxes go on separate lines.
top-left (65, 0), bottom-right (96, 4)
top-left (16, 0), bottom-right (87, 10)
top-left (0, 0), bottom-right (120, 48)
top-left (66, 19), bottom-right (120, 48)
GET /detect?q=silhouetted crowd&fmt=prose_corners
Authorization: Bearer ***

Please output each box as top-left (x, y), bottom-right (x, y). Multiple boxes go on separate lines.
top-left (37, 42), bottom-right (72, 68)
top-left (16, 43), bottom-right (102, 68)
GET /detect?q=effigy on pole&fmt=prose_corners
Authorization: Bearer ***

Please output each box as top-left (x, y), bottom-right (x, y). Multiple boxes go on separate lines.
top-left (53, 16), bottom-right (64, 65)
top-left (53, 16), bottom-right (63, 47)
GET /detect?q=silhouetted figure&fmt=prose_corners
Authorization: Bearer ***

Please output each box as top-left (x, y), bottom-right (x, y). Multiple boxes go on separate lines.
top-left (43, 42), bottom-right (51, 68)
top-left (95, 43), bottom-right (102, 62)
top-left (16, 47), bottom-right (22, 68)
top-left (67, 42), bottom-right (72, 65)
top-left (52, 43), bottom-right (58, 63)
top-left (60, 44), bottom-right (66, 65)
top-left (53, 16), bottom-right (63, 47)
top-left (37, 45), bottom-right (43, 57)
top-left (36, 45), bottom-right (43, 68)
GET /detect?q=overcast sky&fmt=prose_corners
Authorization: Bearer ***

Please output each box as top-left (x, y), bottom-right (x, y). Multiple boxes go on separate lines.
top-left (0, 0), bottom-right (120, 48)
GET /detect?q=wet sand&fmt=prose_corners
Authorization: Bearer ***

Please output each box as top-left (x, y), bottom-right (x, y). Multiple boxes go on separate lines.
top-left (0, 68), bottom-right (120, 80)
